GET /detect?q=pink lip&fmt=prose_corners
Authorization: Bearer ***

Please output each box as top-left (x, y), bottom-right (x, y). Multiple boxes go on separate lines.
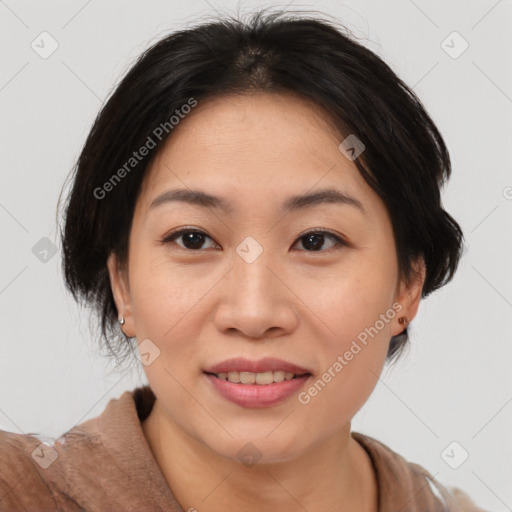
top-left (203, 357), bottom-right (311, 375)
top-left (204, 373), bottom-right (311, 408)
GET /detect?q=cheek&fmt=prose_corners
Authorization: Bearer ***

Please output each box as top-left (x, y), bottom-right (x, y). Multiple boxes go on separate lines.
top-left (316, 289), bottom-right (394, 381)
top-left (127, 250), bottom-right (210, 346)
top-left (303, 258), bottom-right (397, 406)
top-left (314, 257), bottom-right (397, 347)
top-left (128, 260), bottom-right (212, 399)
top-left (298, 295), bottom-right (394, 430)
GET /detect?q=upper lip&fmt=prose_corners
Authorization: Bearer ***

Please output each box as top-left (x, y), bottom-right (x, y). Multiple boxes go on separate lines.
top-left (204, 357), bottom-right (312, 375)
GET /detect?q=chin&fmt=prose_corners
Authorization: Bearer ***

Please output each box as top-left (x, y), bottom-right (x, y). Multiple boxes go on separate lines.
top-left (200, 430), bottom-right (309, 467)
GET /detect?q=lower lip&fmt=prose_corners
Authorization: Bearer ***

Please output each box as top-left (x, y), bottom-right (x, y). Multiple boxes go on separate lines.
top-left (204, 373), bottom-right (311, 408)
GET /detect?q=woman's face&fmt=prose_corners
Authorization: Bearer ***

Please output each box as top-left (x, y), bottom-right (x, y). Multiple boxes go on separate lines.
top-left (108, 93), bottom-right (423, 464)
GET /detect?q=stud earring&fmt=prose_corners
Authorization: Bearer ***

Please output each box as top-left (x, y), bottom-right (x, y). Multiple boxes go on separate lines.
top-left (398, 316), bottom-right (408, 328)
top-left (118, 315), bottom-right (125, 326)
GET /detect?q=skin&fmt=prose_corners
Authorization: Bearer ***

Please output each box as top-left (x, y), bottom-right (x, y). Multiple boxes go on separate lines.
top-left (107, 92), bottom-right (425, 512)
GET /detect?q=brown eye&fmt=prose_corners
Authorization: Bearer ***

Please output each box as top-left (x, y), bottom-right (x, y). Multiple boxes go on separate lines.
top-left (160, 228), bottom-right (347, 253)
top-left (160, 229), bottom-right (218, 250)
top-left (292, 230), bottom-right (346, 252)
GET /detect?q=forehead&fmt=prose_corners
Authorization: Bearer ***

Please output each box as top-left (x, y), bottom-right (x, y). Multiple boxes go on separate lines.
top-left (138, 93), bottom-right (373, 214)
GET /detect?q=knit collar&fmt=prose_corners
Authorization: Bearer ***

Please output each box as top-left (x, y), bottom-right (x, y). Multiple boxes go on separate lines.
top-left (54, 385), bottom-right (449, 511)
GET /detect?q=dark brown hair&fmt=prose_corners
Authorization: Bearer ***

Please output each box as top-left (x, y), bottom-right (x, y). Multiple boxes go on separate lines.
top-left (58, 9), bottom-right (464, 368)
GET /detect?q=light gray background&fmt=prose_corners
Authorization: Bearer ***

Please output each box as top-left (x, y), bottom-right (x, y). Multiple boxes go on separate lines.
top-left (1, 1), bottom-right (511, 509)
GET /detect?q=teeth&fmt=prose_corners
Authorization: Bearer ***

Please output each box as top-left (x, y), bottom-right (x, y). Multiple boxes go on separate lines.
top-left (215, 371), bottom-right (298, 385)
top-left (227, 371), bottom-right (240, 383)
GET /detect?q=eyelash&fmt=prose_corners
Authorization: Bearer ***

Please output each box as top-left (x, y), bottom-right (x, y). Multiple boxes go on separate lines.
top-left (159, 227), bottom-right (348, 253)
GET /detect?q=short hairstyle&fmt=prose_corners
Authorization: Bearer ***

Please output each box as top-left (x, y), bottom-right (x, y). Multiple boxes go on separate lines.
top-left (59, 9), bottom-right (464, 368)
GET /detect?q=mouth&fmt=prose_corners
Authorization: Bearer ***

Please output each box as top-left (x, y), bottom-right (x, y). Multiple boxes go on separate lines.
top-left (202, 357), bottom-right (313, 407)
top-left (203, 371), bottom-right (312, 408)
top-left (203, 370), bottom-right (311, 385)
top-left (203, 357), bottom-right (312, 379)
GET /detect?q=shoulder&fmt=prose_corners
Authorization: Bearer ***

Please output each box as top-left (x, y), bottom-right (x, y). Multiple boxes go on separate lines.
top-left (0, 387), bottom-right (178, 511)
top-left (352, 432), bottom-right (489, 512)
top-left (0, 417), bottom-right (127, 511)
top-left (0, 429), bottom-right (51, 489)
top-left (0, 428), bottom-right (82, 510)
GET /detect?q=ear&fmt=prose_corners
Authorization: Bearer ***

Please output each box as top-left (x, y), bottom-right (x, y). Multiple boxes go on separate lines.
top-left (107, 252), bottom-right (136, 337)
top-left (391, 257), bottom-right (426, 337)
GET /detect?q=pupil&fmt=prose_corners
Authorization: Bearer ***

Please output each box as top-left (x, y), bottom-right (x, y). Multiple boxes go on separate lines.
top-left (304, 233), bottom-right (324, 251)
top-left (180, 232), bottom-right (326, 251)
top-left (184, 232), bottom-right (204, 249)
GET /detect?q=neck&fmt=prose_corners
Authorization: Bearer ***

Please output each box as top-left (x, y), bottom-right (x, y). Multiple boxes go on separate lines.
top-left (142, 399), bottom-right (378, 512)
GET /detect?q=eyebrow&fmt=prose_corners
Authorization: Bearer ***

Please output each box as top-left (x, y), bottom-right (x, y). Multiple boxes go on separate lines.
top-left (148, 187), bottom-right (365, 215)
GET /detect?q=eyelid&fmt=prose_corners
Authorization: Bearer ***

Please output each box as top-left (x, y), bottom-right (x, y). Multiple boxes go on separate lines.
top-left (159, 227), bottom-right (217, 248)
top-left (295, 227), bottom-right (346, 242)
top-left (159, 227), bottom-right (348, 251)
top-left (293, 228), bottom-right (348, 251)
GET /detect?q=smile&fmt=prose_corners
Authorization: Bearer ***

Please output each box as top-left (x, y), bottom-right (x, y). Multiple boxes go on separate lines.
top-left (211, 370), bottom-right (299, 385)
top-left (204, 371), bottom-right (311, 408)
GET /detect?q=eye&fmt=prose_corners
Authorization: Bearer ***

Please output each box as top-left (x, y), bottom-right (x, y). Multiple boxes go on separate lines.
top-left (159, 228), bottom-right (219, 251)
top-left (159, 228), bottom-right (347, 252)
top-left (292, 229), bottom-right (347, 252)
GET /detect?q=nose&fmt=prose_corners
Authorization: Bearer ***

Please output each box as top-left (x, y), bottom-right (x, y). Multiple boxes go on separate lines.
top-left (213, 245), bottom-right (299, 340)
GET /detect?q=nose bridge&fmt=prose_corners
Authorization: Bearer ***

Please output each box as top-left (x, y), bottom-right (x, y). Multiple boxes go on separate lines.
top-left (213, 235), bottom-right (297, 338)
top-left (231, 235), bottom-right (277, 301)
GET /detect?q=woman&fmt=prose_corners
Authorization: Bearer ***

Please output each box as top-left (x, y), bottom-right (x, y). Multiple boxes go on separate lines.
top-left (0, 9), bottom-right (488, 512)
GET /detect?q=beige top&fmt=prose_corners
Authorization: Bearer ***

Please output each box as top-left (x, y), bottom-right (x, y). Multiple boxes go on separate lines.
top-left (0, 386), bottom-right (488, 511)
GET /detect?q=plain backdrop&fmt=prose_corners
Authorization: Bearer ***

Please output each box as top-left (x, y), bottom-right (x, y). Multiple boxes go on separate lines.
top-left (1, 1), bottom-right (511, 510)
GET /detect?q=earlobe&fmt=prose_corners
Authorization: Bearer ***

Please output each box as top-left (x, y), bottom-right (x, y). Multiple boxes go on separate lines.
top-left (106, 252), bottom-right (135, 337)
top-left (393, 258), bottom-right (426, 336)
